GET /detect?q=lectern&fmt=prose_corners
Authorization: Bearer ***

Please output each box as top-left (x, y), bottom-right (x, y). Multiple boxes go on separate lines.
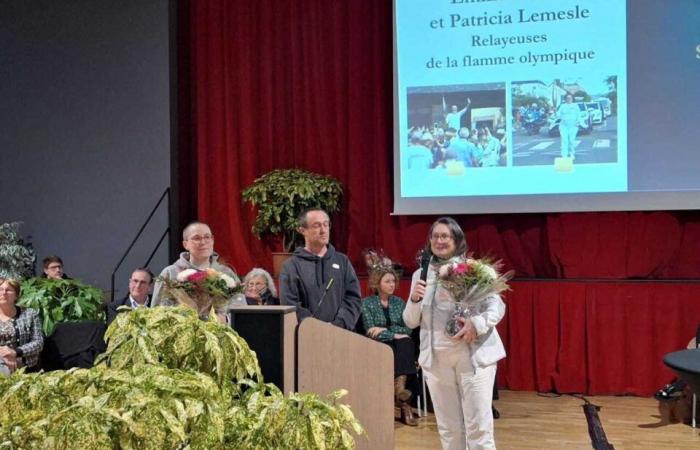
top-left (229, 305), bottom-right (297, 393)
top-left (229, 306), bottom-right (395, 450)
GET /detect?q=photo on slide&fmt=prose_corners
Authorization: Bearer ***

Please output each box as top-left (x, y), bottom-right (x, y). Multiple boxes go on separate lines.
top-left (511, 77), bottom-right (618, 167)
top-left (404, 83), bottom-right (507, 173)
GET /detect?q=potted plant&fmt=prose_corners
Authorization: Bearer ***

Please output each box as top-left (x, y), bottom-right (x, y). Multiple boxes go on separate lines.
top-left (242, 169), bottom-right (343, 275)
top-left (0, 222), bottom-right (36, 279)
top-left (18, 277), bottom-right (105, 335)
top-left (0, 307), bottom-right (363, 449)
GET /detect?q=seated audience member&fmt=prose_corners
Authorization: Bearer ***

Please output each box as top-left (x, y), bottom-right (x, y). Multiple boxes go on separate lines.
top-left (361, 251), bottom-right (417, 426)
top-left (41, 255), bottom-right (70, 279)
top-left (243, 268), bottom-right (279, 305)
top-left (106, 268), bottom-right (154, 326)
top-left (0, 278), bottom-right (43, 376)
top-left (151, 221), bottom-right (239, 324)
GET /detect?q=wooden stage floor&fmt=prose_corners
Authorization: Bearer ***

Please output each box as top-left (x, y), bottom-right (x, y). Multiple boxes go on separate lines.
top-left (394, 390), bottom-right (700, 449)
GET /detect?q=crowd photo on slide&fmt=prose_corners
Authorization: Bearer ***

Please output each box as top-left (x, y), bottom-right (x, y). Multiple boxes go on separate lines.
top-left (404, 83), bottom-right (508, 172)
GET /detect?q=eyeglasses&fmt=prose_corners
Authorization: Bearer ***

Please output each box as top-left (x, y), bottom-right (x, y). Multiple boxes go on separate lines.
top-left (188, 234), bottom-right (214, 243)
top-left (430, 233), bottom-right (453, 242)
top-left (305, 221), bottom-right (331, 230)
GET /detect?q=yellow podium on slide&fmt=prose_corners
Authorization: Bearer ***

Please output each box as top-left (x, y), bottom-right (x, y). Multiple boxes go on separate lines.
top-left (445, 160), bottom-right (465, 176)
top-left (554, 157), bottom-right (574, 172)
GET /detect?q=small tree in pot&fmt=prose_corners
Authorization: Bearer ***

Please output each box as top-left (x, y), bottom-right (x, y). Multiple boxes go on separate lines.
top-left (0, 222), bottom-right (36, 279)
top-left (242, 169), bottom-right (343, 273)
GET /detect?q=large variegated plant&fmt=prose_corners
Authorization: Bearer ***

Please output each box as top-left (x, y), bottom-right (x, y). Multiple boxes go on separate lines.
top-left (96, 306), bottom-right (260, 386)
top-left (226, 383), bottom-right (364, 449)
top-left (0, 307), bottom-right (363, 449)
top-left (0, 366), bottom-right (235, 450)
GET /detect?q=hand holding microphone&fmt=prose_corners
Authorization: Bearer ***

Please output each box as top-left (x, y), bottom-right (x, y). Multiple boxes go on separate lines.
top-left (410, 281), bottom-right (426, 303)
top-left (410, 249), bottom-right (432, 303)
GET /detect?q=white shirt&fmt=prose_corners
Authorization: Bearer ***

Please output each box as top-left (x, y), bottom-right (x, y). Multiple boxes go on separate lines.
top-left (557, 102), bottom-right (580, 128)
top-left (129, 295), bottom-right (150, 309)
top-left (446, 107), bottom-right (468, 130)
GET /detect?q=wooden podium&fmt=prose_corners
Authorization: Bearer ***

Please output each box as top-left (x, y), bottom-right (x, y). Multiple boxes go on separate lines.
top-left (229, 307), bottom-right (394, 450)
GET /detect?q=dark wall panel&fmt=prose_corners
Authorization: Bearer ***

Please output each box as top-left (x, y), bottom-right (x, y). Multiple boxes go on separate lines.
top-left (0, 0), bottom-right (171, 294)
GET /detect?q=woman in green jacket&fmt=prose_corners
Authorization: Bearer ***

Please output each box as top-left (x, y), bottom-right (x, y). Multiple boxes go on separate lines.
top-left (361, 257), bottom-right (417, 426)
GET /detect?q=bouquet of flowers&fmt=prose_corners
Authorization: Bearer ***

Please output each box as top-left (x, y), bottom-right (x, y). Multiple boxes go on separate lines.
top-left (362, 248), bottom-right (403, 278)
top-left (436, 256), bottom-right (512, 337)
top-left (159, 268), bottom-right (243, 319)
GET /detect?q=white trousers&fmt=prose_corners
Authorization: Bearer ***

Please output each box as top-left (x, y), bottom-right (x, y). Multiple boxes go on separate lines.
top-left (423, 349), bottom-right (497, 450)
top-left (560, 125), bottom-right (578, 158)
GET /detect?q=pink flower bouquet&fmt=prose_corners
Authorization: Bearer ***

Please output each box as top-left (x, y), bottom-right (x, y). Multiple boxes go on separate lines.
top-left (436, 257), bottom-right (512, 337)
top-left (159, 268), bottom-right (243, 319)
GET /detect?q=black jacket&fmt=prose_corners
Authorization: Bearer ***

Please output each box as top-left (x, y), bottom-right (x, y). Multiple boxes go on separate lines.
top-left (245, 290), bottom-right (280, 305)
top-left (279, 244), bottom-right (361, 330)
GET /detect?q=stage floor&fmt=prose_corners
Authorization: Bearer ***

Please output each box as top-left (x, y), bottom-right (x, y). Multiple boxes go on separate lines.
top-left (395, 390), bottom-right (700, 449)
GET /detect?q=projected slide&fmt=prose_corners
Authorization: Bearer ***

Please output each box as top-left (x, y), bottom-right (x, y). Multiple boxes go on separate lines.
top-left (396, 0), bottom-right (627, 199)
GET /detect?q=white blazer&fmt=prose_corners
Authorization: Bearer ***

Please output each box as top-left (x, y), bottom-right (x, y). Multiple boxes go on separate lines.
top-left (403, 266), bottom-right (506, 370)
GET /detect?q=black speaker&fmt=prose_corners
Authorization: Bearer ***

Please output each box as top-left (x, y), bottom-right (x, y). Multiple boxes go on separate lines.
top-left (41, 321), bottom-right (106, 371)
top-left (229, 308), bottom-right (289, 390)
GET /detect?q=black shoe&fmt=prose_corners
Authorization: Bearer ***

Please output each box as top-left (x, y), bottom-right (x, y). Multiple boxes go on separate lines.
top-left (492, 405), bottom-right (500, 419)
top-left (654, 382), bottom-right (685, 401)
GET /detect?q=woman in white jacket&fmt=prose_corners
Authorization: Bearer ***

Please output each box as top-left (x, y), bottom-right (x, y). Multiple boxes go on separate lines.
top-left (556, 94), bottom-right (580, 159)
top-left (403, 217), bottom-right (506, 450)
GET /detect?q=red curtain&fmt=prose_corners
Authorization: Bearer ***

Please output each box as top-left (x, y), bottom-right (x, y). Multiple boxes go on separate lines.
top-left (497, 281), bottom-right (700, 396)
top-left (184, 1), bottom-right (700, 394)
top-left (378, 279), bottom-right (699, 396)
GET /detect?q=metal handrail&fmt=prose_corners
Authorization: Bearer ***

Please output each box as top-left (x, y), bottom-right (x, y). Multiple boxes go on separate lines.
top-left (110, 188), bottom-right (170, 302)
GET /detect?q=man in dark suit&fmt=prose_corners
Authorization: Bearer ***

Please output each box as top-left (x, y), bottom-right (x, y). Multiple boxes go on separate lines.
top-left (106, 268), bottom-right (154, 326)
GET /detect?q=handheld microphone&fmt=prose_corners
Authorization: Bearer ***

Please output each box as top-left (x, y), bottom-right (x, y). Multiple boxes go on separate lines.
top-left (417, 249), bottom-right (432, 301)
top-left (419, 249), bottom-right (432, 282)
top-left (317, 277), bottom-right (335, 309)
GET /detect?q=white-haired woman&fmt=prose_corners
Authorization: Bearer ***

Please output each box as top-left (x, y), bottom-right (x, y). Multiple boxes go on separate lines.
top-left (243, 268), bottom-right (279, 305)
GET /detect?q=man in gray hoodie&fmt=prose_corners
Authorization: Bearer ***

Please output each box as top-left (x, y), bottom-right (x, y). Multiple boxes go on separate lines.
top-left (279, 209), bottom-right (361, 330)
